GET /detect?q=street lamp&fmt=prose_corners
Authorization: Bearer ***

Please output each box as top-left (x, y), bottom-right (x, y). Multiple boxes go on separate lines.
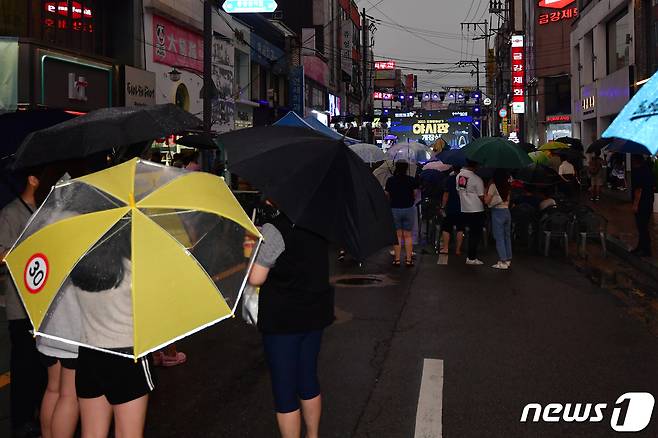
top-left (168, 68), bottom-right (182, 82)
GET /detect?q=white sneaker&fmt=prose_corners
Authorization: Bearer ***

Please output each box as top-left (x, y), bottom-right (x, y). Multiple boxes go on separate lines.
top-left (491, 261), bottom-right (509, 270)
top-left (466, 258), bottom-right (484, 265)
top-left (505, 260), bottom-right (511, 268)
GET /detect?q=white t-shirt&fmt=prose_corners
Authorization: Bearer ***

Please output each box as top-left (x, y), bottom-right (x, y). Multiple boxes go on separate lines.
top-left (559, 161), bottom-right (575, 176)
top-left (456, 169), bottom-right (485, 213)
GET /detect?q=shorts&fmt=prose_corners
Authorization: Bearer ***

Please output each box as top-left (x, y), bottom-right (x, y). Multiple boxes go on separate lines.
top-left (76, 347), bottom-right (155, 405)
top-left (442, 212), bottom-right (465, 232)
top-left (39, 353), bottom-right (77, 370)
top-left (263, 330), bottom-right (323, 413)
top-left (391, 207), bottom-right (415, 231)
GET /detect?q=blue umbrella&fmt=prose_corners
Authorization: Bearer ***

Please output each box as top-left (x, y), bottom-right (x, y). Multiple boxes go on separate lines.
top-left (602, 70), bottom-right (658, 154)
top-left (436, 148), bottom-right (467, 167)
top-left (607, 139), bottom-right (651, 155)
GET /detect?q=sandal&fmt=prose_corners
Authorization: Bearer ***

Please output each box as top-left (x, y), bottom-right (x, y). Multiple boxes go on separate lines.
top-left (392, 259), bottom-right (401, 266)
top-left (405, 259), bottom-right (414, 267)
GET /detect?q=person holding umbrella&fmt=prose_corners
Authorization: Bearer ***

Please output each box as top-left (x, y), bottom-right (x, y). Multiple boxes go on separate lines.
top-left (484, 170), bottom-right (512, 269)
top-left (248, 204), bottom-right (334, 438)
top-left (385, 161), bottom-right (420, 266)
top-left (630, 155), bottom-right (655, 257)
top-left (457, 160), bottom-right (486, 265)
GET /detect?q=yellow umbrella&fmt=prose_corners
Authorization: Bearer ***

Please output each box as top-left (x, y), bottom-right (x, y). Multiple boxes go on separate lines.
top-left (538, 141), bottom-right (569, 151)
top-left (4, 158), bottom-right (261, 359)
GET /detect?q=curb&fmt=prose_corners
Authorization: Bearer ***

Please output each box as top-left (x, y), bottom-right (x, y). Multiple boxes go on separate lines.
top-left (606, 235), bottom-right (658, 283)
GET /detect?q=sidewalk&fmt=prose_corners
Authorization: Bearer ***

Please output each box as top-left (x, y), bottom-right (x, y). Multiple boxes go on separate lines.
top-left (586, 188), bottom-right (658, 280)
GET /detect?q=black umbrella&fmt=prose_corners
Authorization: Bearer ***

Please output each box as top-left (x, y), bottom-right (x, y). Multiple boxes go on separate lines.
top-left (587, 137), bottom-right (615, 154)
top-left (1, 109), bottom-right (76, 161)
top-left (13, 104), bottom-right (201, 169)
top-left (556, 136), bottom-right (584, 151)
top-left (519, 142), bottom-right (536, 153)
top-left (514, 164), bottom-right (560, 186)
top-left (176, 133), bottom-right (218, 150)
top-left (218, 126), bottom-right (396, 260)
top-left (554, 147), bottom-right (584, 161)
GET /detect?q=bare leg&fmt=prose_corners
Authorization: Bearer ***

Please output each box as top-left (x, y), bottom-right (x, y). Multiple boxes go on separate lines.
top-left (440, 231), bottom-right (450, 253)
top-left (455, 231), bottom-right (464, 255)
top-left (41, 361), bottom-right (62, 438)
top-left (113, 394), bottom-right (149, 438)
top-left (275, 409), bottom-right (302, 438)
top-left (403, 230), bottom-right (413, 262)
top-left (79, 396), bottom-right (113, 438)
top-left (393, 229), bottom-right (403, 262)
top-left (51, 367), bottom-right (78, 438)
top-left (300, 395), bottom-right (322, 438)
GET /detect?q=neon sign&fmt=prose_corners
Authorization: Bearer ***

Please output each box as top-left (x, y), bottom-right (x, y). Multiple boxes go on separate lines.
top-left (43, 2), bottom-right (94, 33)
top-left (537, 0), bottom-right (578, 25)
top-left (511, 35), bottom-right (524, 114)
top-left (375, 60), bottom-right (395, 70)
top-left (373, 91), bottom-right (393, 100)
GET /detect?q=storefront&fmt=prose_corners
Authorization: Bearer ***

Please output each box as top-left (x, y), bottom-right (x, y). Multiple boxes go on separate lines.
top-left (122, 65), bottom-right (156, 106)
top-left (545, 114), bottom-right (572, 141)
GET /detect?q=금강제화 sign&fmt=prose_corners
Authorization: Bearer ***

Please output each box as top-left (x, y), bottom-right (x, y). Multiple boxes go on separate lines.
top-left (222, 0), bottom-right (277, 13)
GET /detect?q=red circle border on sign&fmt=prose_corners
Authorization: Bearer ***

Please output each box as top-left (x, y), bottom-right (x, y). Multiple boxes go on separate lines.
top-left (23, 253), bottom-right (50, 294)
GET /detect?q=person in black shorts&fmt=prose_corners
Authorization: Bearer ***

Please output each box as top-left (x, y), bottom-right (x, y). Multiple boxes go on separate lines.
top-left (70, 228), bottom-right (154, 437)
top-left (440, 168), bottom-right (464, 255)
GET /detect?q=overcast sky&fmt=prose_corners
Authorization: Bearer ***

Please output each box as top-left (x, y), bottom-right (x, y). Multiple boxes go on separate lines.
top-left (356, 0), bottom-right (488, 91)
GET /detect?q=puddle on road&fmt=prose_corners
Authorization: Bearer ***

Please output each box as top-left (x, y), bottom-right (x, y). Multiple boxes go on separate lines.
top-left (331, 274), bottom-right (396, 288)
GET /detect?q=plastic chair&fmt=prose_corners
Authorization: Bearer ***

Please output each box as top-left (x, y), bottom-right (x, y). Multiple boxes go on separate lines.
top-left (576, 212), bottom-right (608, 257)
top-left (541, 211), bottom-right (571, 257)
top-left (511, 203), bottom-right (538, 250)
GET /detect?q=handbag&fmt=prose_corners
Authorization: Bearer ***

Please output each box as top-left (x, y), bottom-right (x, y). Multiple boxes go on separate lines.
top-left (241, 284), bottom-right (259, 326)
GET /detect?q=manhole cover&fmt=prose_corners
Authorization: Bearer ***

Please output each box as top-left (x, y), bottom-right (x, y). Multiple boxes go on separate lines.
top-left (331, 274), bottom-right (396, 288)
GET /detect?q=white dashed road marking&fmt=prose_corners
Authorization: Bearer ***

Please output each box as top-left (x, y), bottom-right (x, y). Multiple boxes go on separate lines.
top-left (414, 358), bottom-right (444, 438)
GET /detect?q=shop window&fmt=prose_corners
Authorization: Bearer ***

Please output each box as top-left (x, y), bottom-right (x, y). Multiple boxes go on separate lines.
top-left (175, 83), bottom-right (190, 111)
top-left (607, 11), bottom-right (631, 74)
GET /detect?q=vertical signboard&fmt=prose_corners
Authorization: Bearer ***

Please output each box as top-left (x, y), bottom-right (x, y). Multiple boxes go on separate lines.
top-left (289, 65), bottom-right (305, 116)
top-left (511, 35), bottom-right (525, 114)
top-left (212, 37), bottom-right (235, 133)
top-left (341, 17), bottom-right (353, 75)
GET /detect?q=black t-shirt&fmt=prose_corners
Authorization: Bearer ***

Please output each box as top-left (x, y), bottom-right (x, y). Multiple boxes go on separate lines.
top-left (443, 174), bottom-right (461, 215)
top-left (632, 165), bottom-right (655, 212)
top-left (385, 174), bottom-right (418, 208)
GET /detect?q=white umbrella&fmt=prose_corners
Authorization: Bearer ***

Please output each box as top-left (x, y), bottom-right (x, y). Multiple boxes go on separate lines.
top-left (387, 142), bottom-right (431, 163)
top-left (373, 160), bottom-right (418, 188)
top-left (349, 143), bottom-right (387, 163)
top-left (423, 160), bottom-right (451, 172)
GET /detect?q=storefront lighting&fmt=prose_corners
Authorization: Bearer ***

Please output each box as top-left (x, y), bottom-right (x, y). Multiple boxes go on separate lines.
top-left (168, 68), bottom-right (182, 82)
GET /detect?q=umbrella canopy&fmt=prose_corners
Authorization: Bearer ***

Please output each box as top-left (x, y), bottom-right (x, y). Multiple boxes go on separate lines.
top-left (538, 141), bottom-right (569, 151)
top-left (274, 111), bottom-right (315, 130)
top-left (303, 116), bottom-right (360, 144)
top-left (387, 142), bottom-right (432, 163)
top-left (4, 158), bottom-right (260, 359)
top-left (13, 104), bottom-right (201, 169)
top-left (514, 164), bottom-right (560, 186)
top-left (1, 109), bottom-right (76, 161)
top-left (602, 69), bottom-right (658, 154)
top-left (348, 143), bottom-right (387, 163)
top-left (528, 150), bottom-right (550, 165)
top-left (587, 137), bottom-right (614, 154)
top-left (607, 139), bottom-right (652, 155)
top-left (423, 160), bottom-right (452, 172)
top-left (519, 142), bottom-right (536, 153)
top-left (555, 136), bottom-right (584, 151)
top-left (463, 137), bottom-right (532, 169)
top-left (436, 148), bottom-right (467, 167)
top-left (176, 133), bottom-right (218, 150)
top-left (218, 126), bottom-right (396, 260)
top-left (373, 160), bottom-right (418, 187)
top-left (553, 147), bottom-right (584, 162)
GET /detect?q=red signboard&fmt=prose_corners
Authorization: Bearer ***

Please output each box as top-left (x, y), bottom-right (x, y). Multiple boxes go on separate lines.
top-left (511, 35), bottom-right (524, 114)
top-left (375, 60), bottom-right (395, 70)
top-left (538, 0), bottom-right (575, 8)
top-left (546, 114), bottom-right (571, 123)
top-left (537, 0), bottom-right (578, 25)
top-left (152, 15), bottom-right (204, 72)
top-left (43, 1), bottom-right (94, 32)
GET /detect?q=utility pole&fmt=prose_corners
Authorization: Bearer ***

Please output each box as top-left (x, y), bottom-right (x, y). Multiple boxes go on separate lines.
top-left (203, 0), bottom-right (212, 134)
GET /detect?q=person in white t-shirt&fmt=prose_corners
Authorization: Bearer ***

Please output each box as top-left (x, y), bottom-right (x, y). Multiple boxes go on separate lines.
top-left (558, 156), bottom-right (577, 197)
top-left (456, 160), bottom-right (486, 265)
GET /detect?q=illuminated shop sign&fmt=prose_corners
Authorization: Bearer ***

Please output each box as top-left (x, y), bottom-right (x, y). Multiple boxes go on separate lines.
top-left (375, 60), bottom-right (395, 70)
top-left (373, 91), bottom-right (393, 100)
top-left (390, 110), bottom-right (472, 147)
top-left (537, 0), bottom-right (578, 25)
top-left (546, 114), bottom-right (571, 123)
top-left (511, 35), bottom-right (525, 114)
top-left (43, 1), bottom-right (94, 32)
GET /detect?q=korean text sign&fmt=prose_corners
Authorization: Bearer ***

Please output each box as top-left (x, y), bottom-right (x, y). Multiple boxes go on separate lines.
top-left (153, 15), bottom-right (203, 72)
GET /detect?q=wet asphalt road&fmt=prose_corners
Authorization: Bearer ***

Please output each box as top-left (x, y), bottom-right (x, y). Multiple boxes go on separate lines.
top-left (3, 245), bottom-right (658, 437)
